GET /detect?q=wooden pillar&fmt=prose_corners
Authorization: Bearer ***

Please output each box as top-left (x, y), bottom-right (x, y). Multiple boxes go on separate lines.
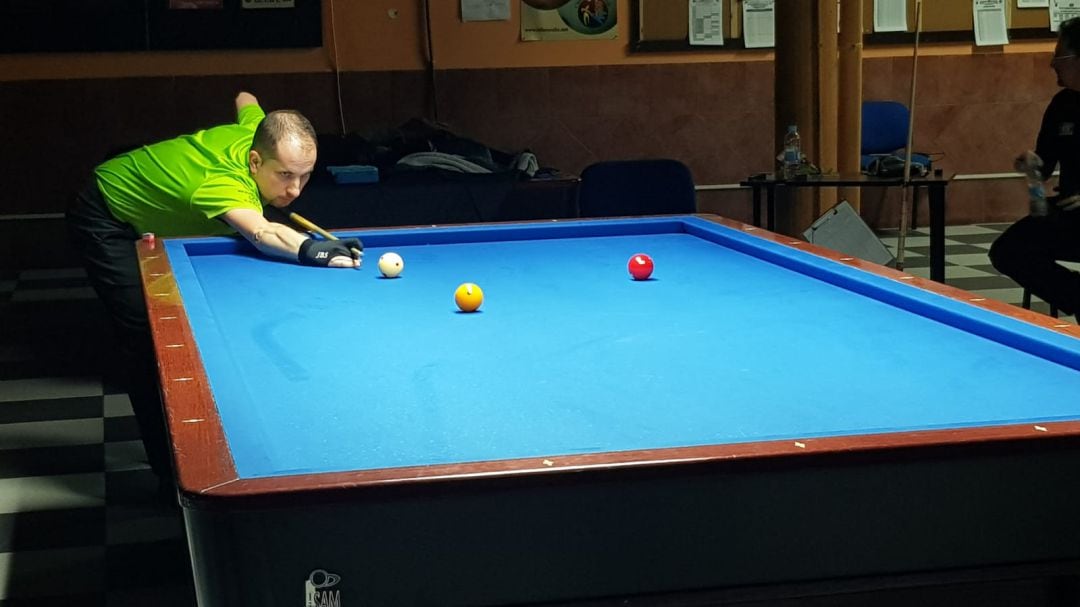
top-left (774, 2), bottom-right (818, 236)
top-left (818, 0), bottom-right (839, 213)
top-left (838, 0), bottom-right (864, 210)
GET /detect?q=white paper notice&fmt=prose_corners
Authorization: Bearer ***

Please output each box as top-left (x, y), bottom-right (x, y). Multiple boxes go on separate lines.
top-left (974, 0), bottom-right (1009, 45)
top-left (1052, 0), bottom-right (1080, 31)
top-left (743, 0), bottom-right (775, 48)
top-left (1018, 0), bottom-right (1049, 7)
top-left (462, 0), bottom-right (509, 22)
top-left (689, 0), bottom-right (724, 46)
top-left (874, 0), bottom-right (908, 32)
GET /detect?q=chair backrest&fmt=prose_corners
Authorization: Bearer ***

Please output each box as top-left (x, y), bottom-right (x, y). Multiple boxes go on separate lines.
top-left (861, 101), bottom-right (910, 155)
top-left (577, 159), bottom-right (696, 218)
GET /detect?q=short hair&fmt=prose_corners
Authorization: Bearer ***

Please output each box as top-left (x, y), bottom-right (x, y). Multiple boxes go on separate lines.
top-left (252, 110), bottom-right (317, 159)
top-left (1061, 17), bottom-right (1080, 55)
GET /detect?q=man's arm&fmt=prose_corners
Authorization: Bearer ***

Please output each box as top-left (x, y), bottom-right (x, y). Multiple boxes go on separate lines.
top-left (222, 208), bottom-right (360, 268)
top-left (235, 91), bottom-right (259, 113)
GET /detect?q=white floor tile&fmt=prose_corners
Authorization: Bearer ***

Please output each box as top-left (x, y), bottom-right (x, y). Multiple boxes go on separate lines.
top-left (969, 287), bottom-right (1026, 305)
top-left (0, 418), bottom-right (103, 450)
top-left (0, 377), bottom-right (102, 403)
top-left (944, 253), bottom-right (992, 267)
top-left (943, 266), bottom-right (999, 279)
top-left (884, 247), bottom-right (925, 258)
top-left (105, 441), bottom-right (150, 473)
top-left (104, 393), bottom-right (134, 418)
top-left (943, 225), bottom-right (1003, 236)
top-left (0, 473), bottom-right (105, 514)
top-left (879, 236), bottom-right (931, 248)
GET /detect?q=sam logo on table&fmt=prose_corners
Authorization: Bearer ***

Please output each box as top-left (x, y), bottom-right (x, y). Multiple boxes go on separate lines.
top-left (304, 569), bottom-right (341, 607)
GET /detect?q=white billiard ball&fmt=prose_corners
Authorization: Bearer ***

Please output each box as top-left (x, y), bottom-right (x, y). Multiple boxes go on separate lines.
top-left (377, 252), bottom-right (404, 278)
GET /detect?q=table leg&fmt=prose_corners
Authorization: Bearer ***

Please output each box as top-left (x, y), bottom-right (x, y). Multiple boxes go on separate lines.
top-left (928, 184), bottom-right (946, 283)
top-left (767, 186), bottom-right (777, 232)
top-left (752, 186), bottom-right (762, 227)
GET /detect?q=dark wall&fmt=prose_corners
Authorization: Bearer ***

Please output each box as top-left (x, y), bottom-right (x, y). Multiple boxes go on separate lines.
top-left (0, 52), bottom-right (1057, 270)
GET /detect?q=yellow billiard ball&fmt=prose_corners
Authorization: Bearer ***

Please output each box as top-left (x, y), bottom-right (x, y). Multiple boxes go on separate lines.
top-left (454, 283), bottom-right (484, 313)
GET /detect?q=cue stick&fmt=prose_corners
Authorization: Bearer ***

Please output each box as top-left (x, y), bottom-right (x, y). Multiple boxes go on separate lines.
top-left (895, 0), bottom-right (923, 272)
top-left (288, 211), bottom-right (363, 260)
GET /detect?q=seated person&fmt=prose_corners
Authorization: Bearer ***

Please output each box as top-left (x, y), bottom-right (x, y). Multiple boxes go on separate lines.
top-left (990, 19), bottom-right (1080, 318)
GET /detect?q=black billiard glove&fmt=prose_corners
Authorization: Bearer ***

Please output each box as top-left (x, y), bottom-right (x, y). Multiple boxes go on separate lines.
top-left (298, 238), bottom-right (363, 266)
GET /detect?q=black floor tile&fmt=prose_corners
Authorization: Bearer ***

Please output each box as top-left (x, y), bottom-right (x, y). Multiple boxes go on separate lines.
top-left (968, 264), bottom-right (1009, 277)
top-left (947, 275), bottom-right (1028, 292)
top-left (105, 469), bottom-right (162, 508)
top-left (0, 444), bottom-right (104, 479)
top-left (908, 244), bottom-right (990, 256)
top-left (877, 229), bottom-right (932, 238)
top-left (0, 594), bottom-right (106, 607)
top-left (106, 539), bottom-right (195, 591)
top-left (14, 276), bottom-right (92, 290)
top-left (0, 508), bottom-right (105, 552)
top-left (104, 416), bottom-right (141, 443)
top-left (106, 587), bottom-right (196, 607)
top-left (0, 396), bottom-right (104, 424)
top-left (0, 360), bottom-right (102, 381)
top-left (102, 376), bottom-right (128, 395)
top-left (896, 256), bottom-right (931, 269)
top-left (943, 233), bottom-right (1003, 245)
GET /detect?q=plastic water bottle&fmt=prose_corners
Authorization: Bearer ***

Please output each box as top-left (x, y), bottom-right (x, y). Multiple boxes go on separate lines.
top-left (1019, 151), bottom-right (1048, 217)
top-left (782, 125), bottom-right (801, 179)
top-left (1028, 176), bottom-right (1049, 217)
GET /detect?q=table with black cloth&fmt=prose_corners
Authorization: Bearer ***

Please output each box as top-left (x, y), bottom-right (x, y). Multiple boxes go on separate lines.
top-left (286, 168), bottom-right (579, 229)
top-left (740, 172), bottom-right (953, 282)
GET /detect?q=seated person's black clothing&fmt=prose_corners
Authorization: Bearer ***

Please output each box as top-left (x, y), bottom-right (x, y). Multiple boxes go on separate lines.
top-left (990, 88), bottom-right (1080, 316)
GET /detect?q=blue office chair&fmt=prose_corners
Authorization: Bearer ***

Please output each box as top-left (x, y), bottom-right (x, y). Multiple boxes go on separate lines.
top-left (861, 100), bottom-right (931, 177)
top-left (578, 159), bottom-right (696, 218)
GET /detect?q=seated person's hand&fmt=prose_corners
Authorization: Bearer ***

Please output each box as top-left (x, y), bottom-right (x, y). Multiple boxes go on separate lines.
top-left (1015, 150), bottom-right (1042, 178)
top-left (1056, 193), bottom-right (1080, 212)
top-left (298, 238), bottom-right (364, 268)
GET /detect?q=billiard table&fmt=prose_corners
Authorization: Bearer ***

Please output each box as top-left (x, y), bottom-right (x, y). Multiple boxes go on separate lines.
top-left (137, 215), bottom-right (1080, 607)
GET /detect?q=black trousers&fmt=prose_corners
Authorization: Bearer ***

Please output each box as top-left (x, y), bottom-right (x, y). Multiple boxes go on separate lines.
top-left (66, 181), bottom-right (173, 480)
top-left (989, 208), bottom-right (1080, 317)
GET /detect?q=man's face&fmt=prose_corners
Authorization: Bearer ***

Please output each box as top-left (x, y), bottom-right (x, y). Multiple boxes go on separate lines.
top-left (249, 137), bottom-right (317, 208)
top-left (1052, 40), bottom-right (1080, 91)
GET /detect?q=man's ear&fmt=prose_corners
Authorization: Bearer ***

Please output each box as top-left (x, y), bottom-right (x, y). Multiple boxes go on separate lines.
top-left (248, 150), bottom-right (262, 175)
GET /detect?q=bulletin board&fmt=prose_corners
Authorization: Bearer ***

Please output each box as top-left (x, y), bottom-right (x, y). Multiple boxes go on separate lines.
top-left (0, 0), bottom-right (322, 54)
top-left (632, 0), bottom-right (1056, 53)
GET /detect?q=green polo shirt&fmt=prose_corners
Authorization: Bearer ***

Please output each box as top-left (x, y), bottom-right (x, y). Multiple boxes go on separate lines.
top-left (95, 104), bottom-right (266, 237)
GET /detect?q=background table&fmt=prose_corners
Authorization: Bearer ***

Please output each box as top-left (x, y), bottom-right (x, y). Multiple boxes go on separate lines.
top-left (139, 215), bottom-right (1080, 607)
top-left (287, 169), bottom-right (579, 229)
top-left (740, 172), bottom-right (953, 282)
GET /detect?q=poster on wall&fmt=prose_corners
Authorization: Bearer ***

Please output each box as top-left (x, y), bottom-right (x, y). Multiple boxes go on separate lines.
top-left (1051, 0), bottom-right (1080, 30)
top-left (242, 0), bottom-right (296, 8)
top-left (521, 0), bottom-right (617, 41)
top-left (169, 0), bottom-right (223, 8)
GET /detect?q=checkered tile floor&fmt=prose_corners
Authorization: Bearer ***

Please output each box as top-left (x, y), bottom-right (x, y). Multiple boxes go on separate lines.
top-left (878, 223), bottom-right (1078, 322)
top-left (0, 270), bottom-right (194, 605)
top-left (0, 224), bottom-right (1075, 605)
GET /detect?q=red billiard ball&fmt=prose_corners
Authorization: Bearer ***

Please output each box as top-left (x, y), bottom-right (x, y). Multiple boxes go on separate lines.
top-left (628, 254), bottom-right (654, 280)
